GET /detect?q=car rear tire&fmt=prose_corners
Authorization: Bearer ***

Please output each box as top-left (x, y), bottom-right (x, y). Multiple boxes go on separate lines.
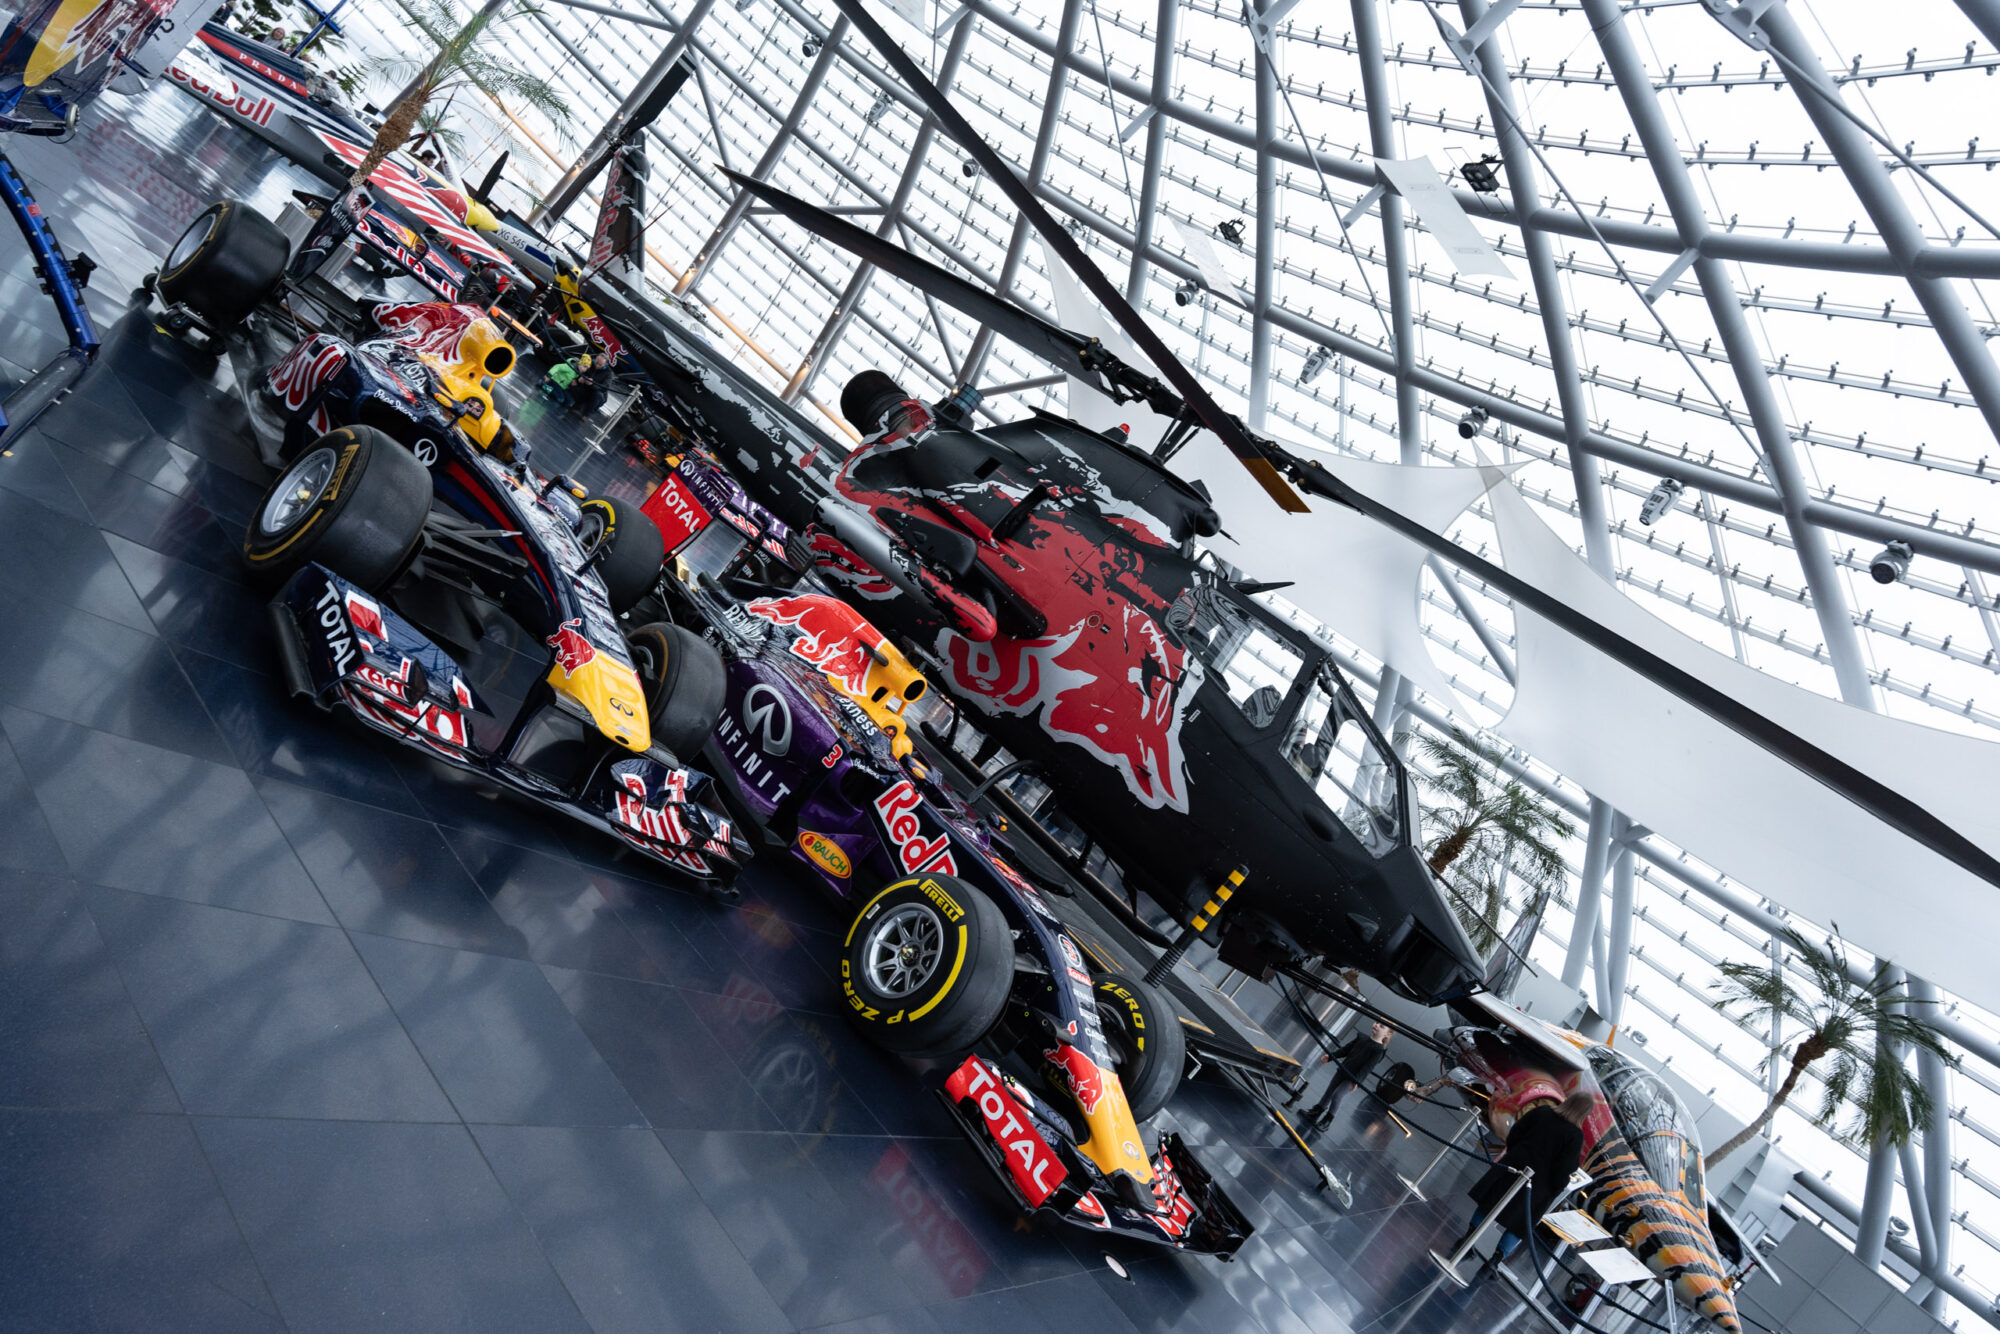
top-left (243, 425), bottom-right (431, 591)
top-left (157, 201), bottom-right (289, 333)
top-left (1094, 973), bottom-right (1186, 1121)
top-left (578, 495), bottom-right (665, 613)
top-left (841, 875), bottom-right (1013, 1059)
top-left (626, 622), bottom-right (726, 759)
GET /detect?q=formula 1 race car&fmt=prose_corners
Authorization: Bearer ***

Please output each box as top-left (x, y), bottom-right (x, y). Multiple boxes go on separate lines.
top-left (230, 295), bottom-right (749, 884)
top-left (660, 564), bottom-right (1252, 1256)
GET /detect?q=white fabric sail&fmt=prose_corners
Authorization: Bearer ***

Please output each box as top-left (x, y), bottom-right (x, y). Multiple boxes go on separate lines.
top-left (1486, 480), bottom-right (2000, 1012)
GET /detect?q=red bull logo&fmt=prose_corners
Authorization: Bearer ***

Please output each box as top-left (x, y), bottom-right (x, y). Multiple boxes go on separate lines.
top-left (747, 594), bottom-right (881, 696)
top-left (1044, 1042), bottom-right (1108, 1115)
top-left (547, 619), bottom-right (597, 677)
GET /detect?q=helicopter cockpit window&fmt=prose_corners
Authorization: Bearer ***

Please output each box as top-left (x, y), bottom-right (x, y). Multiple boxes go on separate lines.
top-left (1167, 586), bottom-right (1303, 729)
top-left (1281, 668), bottom-right (1402, 855)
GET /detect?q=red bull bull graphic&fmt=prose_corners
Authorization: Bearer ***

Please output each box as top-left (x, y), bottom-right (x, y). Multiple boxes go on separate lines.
top-left (547, 619), bottom-right (596, 677)
top-left (747, 594), bottom-right (882, 697)
top-left (370, 303), bottom-right (486, 361)
top-left (938, 579), bottom-right (1198, 813)
top-left (267, 334), bottom-right (348, 412)
top-left (1043, 1042), bottom-right (1108, 1115)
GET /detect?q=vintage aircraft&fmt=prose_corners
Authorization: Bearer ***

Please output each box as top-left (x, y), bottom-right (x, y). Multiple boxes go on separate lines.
top-left (1437, 993), bottom-right (1743, 1332)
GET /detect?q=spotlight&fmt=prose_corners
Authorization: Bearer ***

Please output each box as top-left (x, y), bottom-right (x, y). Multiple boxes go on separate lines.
top-left (961, 159), bottom-right (979, 178)
top-left (802, 36), bottom-right (822, 56)
top-left (1456, 406), bottom-right (1488, 439)
top-left (864, 89), bottom-right (893, 126)
top-left (1460, 154), bottom-right (1503, 194)
top-left (1174, 279), bottom-right (1201, 307)
top-left (1300, 345), bottom-right (1332, 384)
top-left (1868, 540), bottom-right (1914, 585)
top-left (1215, 217), bottom-right (1246, 248)
top-left (1638, 477), bottom-right (1685, 526)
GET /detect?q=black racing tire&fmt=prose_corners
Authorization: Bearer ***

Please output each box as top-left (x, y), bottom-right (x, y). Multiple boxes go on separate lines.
top-left (626, 622), bottom-right (726, 759)
top-left (1093, 973), bottom-right (1186, 1121)
top-left (243, 425), bottom-right (431, 591)
top-left (840, 875), bottom-right (1013, 1059)
top-left (157, 201), bottom-right (290, 333)
top-left (578, 495), bottom-right (665, 614)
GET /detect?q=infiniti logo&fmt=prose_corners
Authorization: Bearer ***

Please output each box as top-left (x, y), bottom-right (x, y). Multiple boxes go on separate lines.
top-left (743, 683), bottom-right (792, 757)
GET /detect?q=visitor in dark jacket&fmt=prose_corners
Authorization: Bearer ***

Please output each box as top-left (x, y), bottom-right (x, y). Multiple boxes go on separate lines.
top-left (1449, 1091), bottom-right (1594, 1268)
top-left (1304, 1021), bottom-right (1393, 1132)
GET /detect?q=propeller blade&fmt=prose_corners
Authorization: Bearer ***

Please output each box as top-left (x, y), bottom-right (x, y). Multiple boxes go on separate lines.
top-left (473, 150), bottom-right (508, 205)
top-left (828, 0), bottom-right (1308, 513)
top-left (1275, 452), bottom-right (2000, 897)
top-left (722, 170), bottom-right (1160, 407)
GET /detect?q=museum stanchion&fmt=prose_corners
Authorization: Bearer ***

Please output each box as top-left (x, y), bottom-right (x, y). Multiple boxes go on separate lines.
top-left (1430, 1163), bottom-right (1531, 1287)
top-left (1395, 1108), bottom-right (1484, 1202)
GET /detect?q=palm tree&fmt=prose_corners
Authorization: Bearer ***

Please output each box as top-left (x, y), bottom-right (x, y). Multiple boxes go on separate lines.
top-left (1708, 927), bottom-right (1952, 1164)
top-left (1415, 728), bottom-right (1573, 954)
top-left (408, 103), bottom-right (468, 169)
top-left (352, 0), bottom-right (569, 188)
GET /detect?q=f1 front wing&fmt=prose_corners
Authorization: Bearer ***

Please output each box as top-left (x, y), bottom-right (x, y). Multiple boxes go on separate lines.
top-left (936, 1054), bottom-right (1252, 1258)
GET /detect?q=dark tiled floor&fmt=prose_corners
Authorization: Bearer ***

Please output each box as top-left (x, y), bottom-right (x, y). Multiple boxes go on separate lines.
top-left (0, 86), bottom-right (1565, 1334)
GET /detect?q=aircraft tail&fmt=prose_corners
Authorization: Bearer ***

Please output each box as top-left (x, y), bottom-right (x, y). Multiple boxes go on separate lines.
top-left (582, 135), bottom-right (648, 286)
top-left (1480, 890), bottom-right (1550, 1000)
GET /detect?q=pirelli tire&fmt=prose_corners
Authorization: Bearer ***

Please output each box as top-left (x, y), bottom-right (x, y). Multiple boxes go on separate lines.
top-left (243, 425), bottom-right (431, 591)
top-left (1093, 973), bottom-right (1186, 1121)
top-left (626, 621), bottom-right (726, 759)
top-left (578, 495), bottom-right (665, 614)
top-left (156, 200), bottom-right (290, 333)
top-left (840, 875), bottom-right (1013, 1059)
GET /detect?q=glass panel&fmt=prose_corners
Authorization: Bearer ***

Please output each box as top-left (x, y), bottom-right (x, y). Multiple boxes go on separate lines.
top-left (1281, 669), bottom-right (1401, 855)
top-left (1170, 587), bottom-right (1303, 729)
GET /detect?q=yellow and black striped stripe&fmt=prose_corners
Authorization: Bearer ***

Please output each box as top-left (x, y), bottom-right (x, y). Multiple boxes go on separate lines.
top-left (1582, 1126), bottom-right (1741, 1334)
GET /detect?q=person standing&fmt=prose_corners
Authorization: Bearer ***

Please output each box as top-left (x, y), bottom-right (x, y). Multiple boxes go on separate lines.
top-left (1448, 1091), bottom-right (1594, 1271)
top-left (1305, 1021), bottom-right (1393, 1133)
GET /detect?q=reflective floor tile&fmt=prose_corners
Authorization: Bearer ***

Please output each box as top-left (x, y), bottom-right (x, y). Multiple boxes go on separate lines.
top-left (355, 933), bottom-right (642, 1127)
top-left (87, 887), bottom-right (452, 1121)
top-left (541, 966), bottom-right (785, 1133)
top-left (5, 707), bottom-right (330, 921)
top-left (0, 1109), bottom-right (282, 1333)
top-left (660, 1127), bottom-right (925, 1330)
top-left (258, 777), bottom-right (529, 955)
top-left (474, 1123), bottom-right (791, 1334)
top-left (195, 1116), bottom-right (590, 1334)
top-left (0, 869), bottom-right (178, 1113)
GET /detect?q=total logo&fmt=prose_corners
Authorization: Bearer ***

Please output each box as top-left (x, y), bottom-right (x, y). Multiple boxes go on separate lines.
top-left (944, 1057), bottom-right (1067, 1207)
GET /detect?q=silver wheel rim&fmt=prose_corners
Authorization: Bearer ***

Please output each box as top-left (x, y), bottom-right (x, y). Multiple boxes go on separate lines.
top-left (259, 447), bottom-right (338, 537)
top-left (863, 903), bottom-right (945, 999)
top-left (166, 212), bottom-right (218, 272)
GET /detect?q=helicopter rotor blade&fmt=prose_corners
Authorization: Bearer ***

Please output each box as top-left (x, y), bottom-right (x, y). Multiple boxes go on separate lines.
top-left (721, 170), bottom-right (1176, 414)
top-left (819, 0), bottom-right (2000, 897)
top-left (827, 0), bottom-right (1307, 513)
